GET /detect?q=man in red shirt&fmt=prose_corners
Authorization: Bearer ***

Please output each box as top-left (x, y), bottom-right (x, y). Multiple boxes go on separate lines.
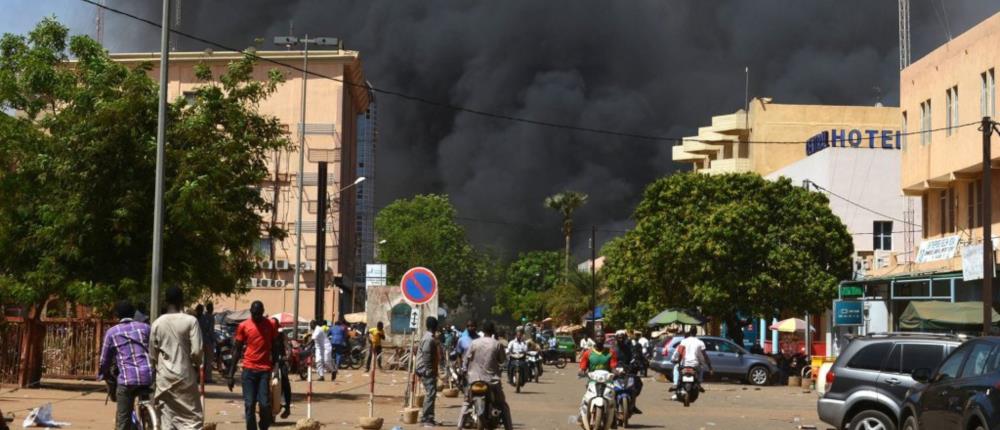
top-left (228, 301), bottom-right (278, 430)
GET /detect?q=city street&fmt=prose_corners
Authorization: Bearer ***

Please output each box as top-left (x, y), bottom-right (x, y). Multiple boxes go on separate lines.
top-left (0, 366), bottom-right (824, 429)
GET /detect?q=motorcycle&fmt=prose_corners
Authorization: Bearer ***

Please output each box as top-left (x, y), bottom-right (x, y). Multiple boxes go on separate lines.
top-left (214, 329), bottom-right (234, 376)
top-left (509, 352), bottom-right (528, 393)
top-left (289, 339), bottom-right (314, 381)
top-left (579, 370), bottom-right (615, 430)
top-left (541, 349), bottom-right (568, 368)
top-left (675, 366), bottom-right (701, 407)
top-left (448, 359), bottom-right (467, 391)
top-left (460, 380), bottom-right (507, 430)
top-left (612, 368), bottom-right (637, 428)
top-left (526, 351), bottom-right (542, 383)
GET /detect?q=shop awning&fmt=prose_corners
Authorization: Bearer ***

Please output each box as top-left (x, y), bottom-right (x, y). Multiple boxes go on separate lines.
top-left (899, 301), bottom-right (1000, 330)
top-left (646, 308), bottom-right (706, 327)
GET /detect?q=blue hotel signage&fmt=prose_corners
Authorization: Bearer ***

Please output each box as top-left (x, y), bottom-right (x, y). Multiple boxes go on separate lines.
top-left (833, 300), bottom-right (864, 326)
top-left (806, 129), bottom-right (901, 156)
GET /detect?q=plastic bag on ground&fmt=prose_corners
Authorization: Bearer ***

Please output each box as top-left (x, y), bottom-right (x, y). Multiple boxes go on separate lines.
top-left (21, 403), bottom-right (70, 428)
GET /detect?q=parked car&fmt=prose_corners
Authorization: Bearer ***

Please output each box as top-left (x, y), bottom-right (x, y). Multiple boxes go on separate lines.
top-left (649, 336), bottom-right (683, 375)
top-left (900, 336), bottom-right (1000, 430)
top-left (649, 336), bottom-right (779, 386)
top-left (818, 333), bottom-right (963, 430)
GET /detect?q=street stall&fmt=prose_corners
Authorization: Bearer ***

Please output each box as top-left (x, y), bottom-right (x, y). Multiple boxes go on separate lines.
top-left (898, 300), bottom-right (1000, 332)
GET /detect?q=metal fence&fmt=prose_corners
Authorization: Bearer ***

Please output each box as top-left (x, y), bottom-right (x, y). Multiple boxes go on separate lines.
top-left (0, 320), bottom-right (23, 384)
top-left (0, 318), bottom-right (112, 384)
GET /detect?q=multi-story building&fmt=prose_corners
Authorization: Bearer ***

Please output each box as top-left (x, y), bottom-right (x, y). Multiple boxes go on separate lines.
top-left (847, 11), bottom-right (1000, 335)
top-left (111, 49), bottom-right (371, 322)
top-left (353, 85), bottom-right (378, 313)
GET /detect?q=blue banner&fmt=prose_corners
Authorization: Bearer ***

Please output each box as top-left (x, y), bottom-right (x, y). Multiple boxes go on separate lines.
top-left (834, 300), bottom-right (864, 326)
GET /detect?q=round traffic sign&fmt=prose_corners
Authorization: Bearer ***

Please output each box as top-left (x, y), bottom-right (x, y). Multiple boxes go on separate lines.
top-left (400, 267), bottom-right (438, 305)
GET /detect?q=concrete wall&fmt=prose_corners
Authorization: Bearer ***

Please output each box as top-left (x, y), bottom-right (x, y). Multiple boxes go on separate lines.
top-left (365, 286), bottom-right (439, 348)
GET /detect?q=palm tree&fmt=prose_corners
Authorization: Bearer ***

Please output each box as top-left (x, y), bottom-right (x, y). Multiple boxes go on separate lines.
top-left (544, 191), bottom-right (588, 282)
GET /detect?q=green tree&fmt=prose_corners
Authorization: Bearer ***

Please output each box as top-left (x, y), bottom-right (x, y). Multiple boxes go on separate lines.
top-left (375, 194), bottom-right (486, 308)
top-left (0, 20), bottom-right (289, 385)
top-left (493, 250), bottom-right (561, 321)
top-left (546, 266), bottom-right (606, 325)
top-left (544, 191), bottom-right (588, 282)
top-left (603, 173), bottom-right (852, 344)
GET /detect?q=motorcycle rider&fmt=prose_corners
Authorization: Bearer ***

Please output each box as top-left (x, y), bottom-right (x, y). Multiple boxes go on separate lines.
top-left (612, 330), bottom-right (643, 414)
top-left (506, 327), bottom-right (529, 385)
top-left (671, 327), bottom-right (713, 399)
top-left (456, 321), bottom-right (513, 430)
top-left (577, 333), bottom-right (617, 422)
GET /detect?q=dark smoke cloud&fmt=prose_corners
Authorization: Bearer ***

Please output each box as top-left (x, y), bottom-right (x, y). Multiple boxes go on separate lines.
top-left (97, 0), bottom-right (1000, 259)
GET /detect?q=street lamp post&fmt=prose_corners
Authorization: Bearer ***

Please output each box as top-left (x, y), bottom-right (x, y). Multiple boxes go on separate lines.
top-left (274, 35), bottom-right (341, 340)
top-left (150, 0), bottom-right (171, 321)
top-left (316, 175), bottom-right (365, 323)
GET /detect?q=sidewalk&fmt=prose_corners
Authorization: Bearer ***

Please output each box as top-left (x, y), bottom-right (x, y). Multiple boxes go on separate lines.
top-left (0, 368), bottom-right (427, 429)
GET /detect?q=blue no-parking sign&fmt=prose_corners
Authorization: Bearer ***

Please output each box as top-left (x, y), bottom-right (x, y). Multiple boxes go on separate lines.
top-left (400, 267), bottom-right (438, 305)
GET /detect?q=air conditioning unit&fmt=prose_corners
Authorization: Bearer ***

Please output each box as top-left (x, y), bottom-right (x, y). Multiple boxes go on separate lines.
top-left (274, 279), bottom-right (287, 288)
top-left (299, 261), bottom-right (314, 272)
top-left (249, 278), bottom-right (260, 287)
top-left (874, 250), bottom-right (893, 269)
top-left (259, 279), bottom-right (273, 287)
top-left (275, 260), bottom-right (290, 271)
top-left (260, 260), bottom-right (275, 270)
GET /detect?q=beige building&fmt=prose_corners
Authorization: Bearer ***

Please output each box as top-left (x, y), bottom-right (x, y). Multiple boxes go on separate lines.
top-left (112, 50), bottom-right (371, 322)
top-left (672, 99), bottom-right (900, 177)
top-left (846, 11), bottom-right (1000, 335)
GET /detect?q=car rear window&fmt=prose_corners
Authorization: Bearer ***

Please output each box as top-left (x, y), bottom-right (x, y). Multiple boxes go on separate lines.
top-left (847, 342), bottom-right (892, 371)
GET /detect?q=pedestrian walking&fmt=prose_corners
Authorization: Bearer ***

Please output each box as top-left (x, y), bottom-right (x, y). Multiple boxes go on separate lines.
top-left (271, 317), bottom-right (292, 419)
top-left (312, 320), bottom-right (332, 380)
top-left (149, 286), bottom-right (204, 429)
top-left (195, 303), bottom-right (216, 383)
top-left (229, 301), bottom-right (278, 430)
top-left (98, 300), bottom-right (153, 430)
top-left (329, 318), bottom-right (349, 380)
top-left (416, 316), bottom-right (441, 427)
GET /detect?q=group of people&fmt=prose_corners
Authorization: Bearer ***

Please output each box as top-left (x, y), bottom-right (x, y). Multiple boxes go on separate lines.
top-left (577, 330), bottom-right (647, 415)
top-left (308, 319), bottom-right (386, 381)
top-left (98, 287), bottom-right (288, 430)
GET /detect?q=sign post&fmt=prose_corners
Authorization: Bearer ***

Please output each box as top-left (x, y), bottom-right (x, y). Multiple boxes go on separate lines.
top-left (399, 267), bottom-right (438, 409)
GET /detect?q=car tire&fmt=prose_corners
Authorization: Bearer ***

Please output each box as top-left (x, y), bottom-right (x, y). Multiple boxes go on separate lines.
top-left (901, 415), bottom-right (917, 430)
top-left (747, 365), bottom-right (770, 386)
top-left (850, 410), bottom-right (896, 430)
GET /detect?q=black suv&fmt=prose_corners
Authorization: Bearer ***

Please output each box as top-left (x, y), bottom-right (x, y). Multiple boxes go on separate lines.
top-left (901, 336), bottom-right (1000, 430)
top-left (819, 333), bottom-right (963, 430)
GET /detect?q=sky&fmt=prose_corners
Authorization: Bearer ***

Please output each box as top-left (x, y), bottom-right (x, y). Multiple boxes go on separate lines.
top-left (3, 1), bottom-right (1000, 261)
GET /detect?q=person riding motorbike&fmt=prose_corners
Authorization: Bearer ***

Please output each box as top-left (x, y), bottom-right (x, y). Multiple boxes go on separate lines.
top-left (456, 321), bottom-right (512, 430)
top-left (671, 327), bottom-right (714, 400)
top-left (577, 333), bottom-right (617, 421)
top-left (506, 328), bottom-right (529, 386)
top-left (612, 330), bottom-right (643, 414)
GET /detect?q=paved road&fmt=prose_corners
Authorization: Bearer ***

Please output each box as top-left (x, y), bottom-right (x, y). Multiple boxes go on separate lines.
top-left (0, 367), bottom-right (826, 429)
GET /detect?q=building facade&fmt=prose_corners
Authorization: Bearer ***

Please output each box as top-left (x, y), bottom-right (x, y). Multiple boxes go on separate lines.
top-left (845, 11), bottom-right (1000, 337)
top-left (111, 50), bottom-right (371, 322)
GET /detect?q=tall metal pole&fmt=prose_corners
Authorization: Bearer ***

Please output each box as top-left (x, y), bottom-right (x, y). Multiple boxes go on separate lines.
top-left (292, 36), bottom-right (310, 340)
top-left (983, 116), bottom-right (994, 336)
top-left (315, 162), bottom-right (328, 322)
top-left (591, 225), bottom-right (597, 335)
top-left (150, 0), bottom-right (171, 322)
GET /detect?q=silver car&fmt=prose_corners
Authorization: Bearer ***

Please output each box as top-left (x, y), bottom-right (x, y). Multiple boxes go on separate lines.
top-left (649, 336), bottom-right (779, 386)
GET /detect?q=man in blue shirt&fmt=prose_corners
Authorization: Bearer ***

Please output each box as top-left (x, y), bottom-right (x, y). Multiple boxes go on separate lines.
top-left (329, 318), bottom-right (349, 381)
top-left (453, 320), bottom-right (478, 363)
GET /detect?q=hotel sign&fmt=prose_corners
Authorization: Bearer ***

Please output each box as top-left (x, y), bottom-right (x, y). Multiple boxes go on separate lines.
top-left (806, 129), bottom-right (901, 156)
top-left (916, 236), bottom-right (961, 264)
top-left (833, 300), bottom-right (864, 326)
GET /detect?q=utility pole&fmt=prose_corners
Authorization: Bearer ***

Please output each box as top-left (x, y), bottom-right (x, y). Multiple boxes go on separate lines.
top-left (315, 162), bottom-right (328, 322)
top-left (983, 116), bottom-right (994, 336)
top-left (591, 225), bottom-right (597, 336)
top-left (150, 0), bottom-right (171, 321)
top-left (274, 35), bottom-right (340, 338)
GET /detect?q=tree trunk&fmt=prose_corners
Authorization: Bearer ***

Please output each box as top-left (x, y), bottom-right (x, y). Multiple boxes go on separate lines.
top-left (564, 233), bottom-right (571, 284)
top-left (18, 303), bottom-right (45, 388)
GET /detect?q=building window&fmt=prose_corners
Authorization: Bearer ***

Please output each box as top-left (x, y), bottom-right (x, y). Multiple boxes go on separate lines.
top-left (939, 188), bottom-right (955, 234)
top-left (946, 86), bottom-right (958, 136)
top-left (922, 194), bottom-right (929, 238)
top-left (257, 237), bottom-right (273, 260)
top-left (983, 69), bottom-right (996, 118)
top-left (901, 111), bottom-right (907, 148)
top-left (967, 179), bottom-right (984, 229)
top-left (873, 221), bottom-right (893, 250)
top-left (920, 99), bottom-right (932, 145)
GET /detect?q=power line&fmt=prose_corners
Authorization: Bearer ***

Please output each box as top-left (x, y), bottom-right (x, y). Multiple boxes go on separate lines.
top-left (79, 0), bottom-right (977, 145)
top-left (808, 182), bottom-right (921, 229)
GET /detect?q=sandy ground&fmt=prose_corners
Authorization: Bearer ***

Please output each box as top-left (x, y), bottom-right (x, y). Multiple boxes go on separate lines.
top-left (0, 367), bottom-right (827, 429)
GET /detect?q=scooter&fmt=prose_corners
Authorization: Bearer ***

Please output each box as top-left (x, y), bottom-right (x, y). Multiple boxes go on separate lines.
top-left (526, 351), bottom-right (542, 382)
top-left (289, 339), bottom-right (314, 381)
top-left (509, 352), bottom-right (528, 393)
top-left (579, 370), bottom-right (616, 430)
top-left (460, 380), bottom-right (507, 430)
top-left (541, 349), bottom-right (568, 368)
top-left (613, 368), bottom-right (637, 428)
top-left (675, 366), bottom-right (701, 407)
top-left (214, 329), bottom-right (234, 376)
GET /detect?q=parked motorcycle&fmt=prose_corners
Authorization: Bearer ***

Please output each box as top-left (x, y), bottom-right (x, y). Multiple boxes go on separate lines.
top-left (460, 380), bottom-right (508, 430)
top-left (214, 329), bottom-right (234, 376)
top-left (579, 370), bottom-right (615, 430)
top-left (613, 368), bottom-right (637, 428)
top-left (289, 339), bottom-right (314, 381)
top-left (526, 351), bottom-right (542, 382)
top-left (541, 349), bottom-right (568, 368)
top-left (675, 366), bottom-right (701, 407)
top-left (509, 352), bottom-right (528, 393)
top-left (448, 359), bottom-right (467, 391)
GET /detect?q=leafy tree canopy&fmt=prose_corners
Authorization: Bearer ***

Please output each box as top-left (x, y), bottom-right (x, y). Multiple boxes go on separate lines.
top-left (0, 19), bottom-right (290, 309)
top-left (493, 250), bottom-right (561, 321)
top-left (603, 173), bottom-right (853, 330)
top-left (375, 194), bottom-right (488, 309)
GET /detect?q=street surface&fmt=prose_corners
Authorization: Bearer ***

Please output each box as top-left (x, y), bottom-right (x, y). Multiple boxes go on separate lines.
top-left (0, 367), bottom-right (824, 429)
